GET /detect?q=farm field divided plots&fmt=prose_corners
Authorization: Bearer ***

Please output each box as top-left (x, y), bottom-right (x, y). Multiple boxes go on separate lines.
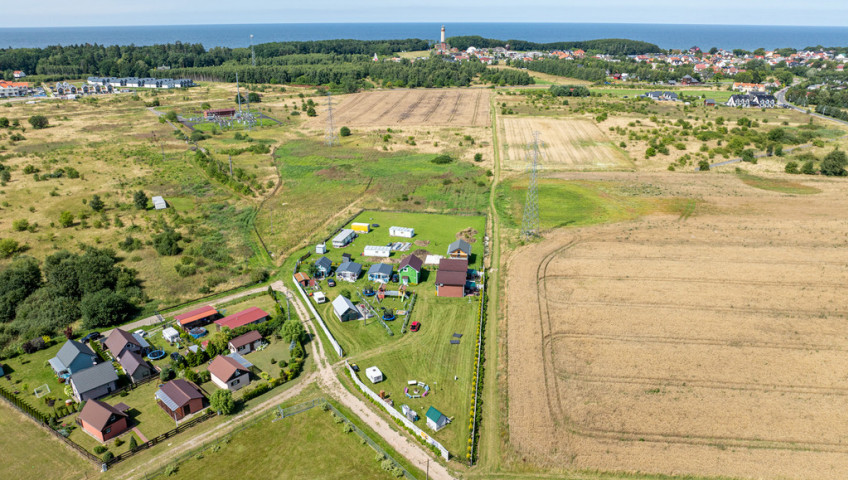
top-left (501, 117), bottom-right (631, 170)
top-left (506, 171), bottom-right (848, 480)
top-left (328, 88), bottom-right (491, 127)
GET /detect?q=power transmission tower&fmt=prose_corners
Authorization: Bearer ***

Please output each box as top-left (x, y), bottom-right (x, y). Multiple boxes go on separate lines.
top-left (325, 92), bottom-right (339, 146)
top-left (236, 72), bottom-right (242, 115)
top-left (250, 34), bottom-right (256, 67)
top-left (521, 132), bottom-right (541, 239)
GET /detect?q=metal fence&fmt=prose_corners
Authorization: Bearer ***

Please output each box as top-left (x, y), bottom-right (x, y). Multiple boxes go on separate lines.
top-left (107, 410), bottom-right (218, 467)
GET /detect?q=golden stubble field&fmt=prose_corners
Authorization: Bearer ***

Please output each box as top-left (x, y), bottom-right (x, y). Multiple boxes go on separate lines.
top-left (313, 88), bottom-right (491, 128)
top-left (500, 116), bottom-right (631, 171)
top-left (505, 171), bottom-right (848, 480)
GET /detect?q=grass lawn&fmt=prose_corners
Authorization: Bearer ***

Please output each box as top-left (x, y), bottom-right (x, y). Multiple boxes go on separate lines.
top-left (353, 292), bottom-right (479, 455)
top-left (591, 87), bottom-right (734, 102)
top-left (1, 341), bottom-right (77, 417)
top-left (243, 334), bottom-right (292, 376)
top-left (0, 401), bottom-right (91, 480)
top-left (736, 170), bottom-right (822, 195)
top-left (158, 402), bottom-right (409, 480)
top-left (321, 210), bottom-right (487, 269)
top-left (495, 177), bottom-right (693, 231)
top-left (213, 294), bottom-right (278, 320)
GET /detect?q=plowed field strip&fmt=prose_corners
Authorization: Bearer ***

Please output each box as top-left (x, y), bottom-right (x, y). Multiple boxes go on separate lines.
top-left (549, 331), bottom-right (848, 352)
top-left (422, 91), bottom-right (446, 122)
top-left (545, 273), bottom-right (848, 289)
top-left (558, 371), bottom-right (848, 396)
top-left (446, 91), bottom-right (462, 123)
top-left (471, 90), bottom-right (482, 125)
top-left (397, 92), bottom-right (425, 123)
top-left (555, 300), bottom-right (848, 317)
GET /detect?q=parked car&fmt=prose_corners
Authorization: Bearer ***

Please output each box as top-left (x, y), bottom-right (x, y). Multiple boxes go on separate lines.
top-left (133, 329), bottom-right (148, 338)
top-left (327, 278), bottom-right (336, 287)
top-left (82, 332), bottom-right (101, 343)
top-left (410, 321), bottom-right (421, 332)
top-left (350, 363), bottom-right (360, 372)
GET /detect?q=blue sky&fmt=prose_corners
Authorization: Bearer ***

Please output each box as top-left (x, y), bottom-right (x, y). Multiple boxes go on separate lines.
top-left (5, 1), bottom-right (848, 28)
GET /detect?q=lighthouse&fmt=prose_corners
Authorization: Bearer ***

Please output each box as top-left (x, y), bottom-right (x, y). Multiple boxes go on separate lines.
top-left (440, 25), bottom-right (445, 44)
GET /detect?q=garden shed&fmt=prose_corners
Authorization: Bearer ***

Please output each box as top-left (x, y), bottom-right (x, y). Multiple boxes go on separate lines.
top-left (389, 226), bottom-right (414, 238)
top-left (365, 366), bottom-right (384, 384)
top-left (426, 406), bottom-right (449, 432)
top-left (333, 295), bottom-right (361, 322)
top-left (314, 256), bottom-right (333, 276)
top-left (152, 196), bottom-right (167, 210)
top-left (398, 254), bottom-right (423, 285)
top-left (447, 239), bottom-right (471, 258)
top-left (315, 242), bottom-right (327, 254)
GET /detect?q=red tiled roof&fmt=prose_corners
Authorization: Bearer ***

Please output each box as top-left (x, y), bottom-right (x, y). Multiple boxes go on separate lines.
top-left (208, 355), bottom-right (248, 382)
top-left (214, 307), bottom-right (269, 330)
top-left (175, 305), bottom-right (218, 325)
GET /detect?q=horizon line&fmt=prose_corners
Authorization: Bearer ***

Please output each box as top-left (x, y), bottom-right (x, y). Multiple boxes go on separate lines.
top-left (2, 21), bottom-right (848, 29)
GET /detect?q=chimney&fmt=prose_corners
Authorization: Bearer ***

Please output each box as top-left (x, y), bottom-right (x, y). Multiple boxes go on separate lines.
top-left (440, 25), bottom-right (445, 44)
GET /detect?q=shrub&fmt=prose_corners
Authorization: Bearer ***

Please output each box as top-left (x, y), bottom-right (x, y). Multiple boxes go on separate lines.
top-left (102, 451), bottom-right (114, 462)
top-left (114, 438), bottom-right (124, 447)
top-left (339, 126), bottom-right (351, 137)
top-left (28, 115), bottom-right (48, 129)
top-left (93, 446), bottom-right (107, 454)
top-left (160, 367), bottom-right (174, 381)
top-left (129, 435), bottom-right (138, 449)
top-left (11, 219), bottom-right (28, 232)
top-left (431, 154), bottom-right (453, 164)
top-left (698, 160), bottom-right (710, 171)
top-left (473, 153), bottom-right (483, 162)
top-left (210, 389), bottom-right (235, 415)
top-left (785, 161), bottom-right (799, 174)
top-left (59, 211), bottom-right (74, 228)
top-left (801, 160), bottom-right (816, 175)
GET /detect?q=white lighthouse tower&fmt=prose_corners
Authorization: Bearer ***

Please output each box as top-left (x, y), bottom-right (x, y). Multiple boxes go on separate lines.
top-left (440, 25), bottom-right (446, 44)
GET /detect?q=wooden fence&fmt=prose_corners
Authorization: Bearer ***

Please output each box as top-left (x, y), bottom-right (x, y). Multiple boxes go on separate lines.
top-left (106, 410), bottom-right (218, 467)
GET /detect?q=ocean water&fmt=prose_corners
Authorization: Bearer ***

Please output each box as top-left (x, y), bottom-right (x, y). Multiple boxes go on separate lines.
top-left (0, 23), bottom-right (847, 51)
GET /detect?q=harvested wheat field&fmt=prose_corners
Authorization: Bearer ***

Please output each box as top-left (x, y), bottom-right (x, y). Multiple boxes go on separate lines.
top-left (324, 88), bottom-right (490, 127)
top-left (506, 171), bottom-right (848, 480)
top-left (501, 117), bottom-right (631, 170)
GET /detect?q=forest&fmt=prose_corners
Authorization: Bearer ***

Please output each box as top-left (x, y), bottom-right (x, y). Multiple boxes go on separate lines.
top-left (446, 36), bottom-right (662, 55)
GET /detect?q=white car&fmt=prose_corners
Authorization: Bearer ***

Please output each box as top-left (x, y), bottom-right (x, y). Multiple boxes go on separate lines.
top-left (133, 329), bottom-right (149, 338)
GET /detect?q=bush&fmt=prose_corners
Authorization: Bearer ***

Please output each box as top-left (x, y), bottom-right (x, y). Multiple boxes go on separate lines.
top-left (473, 153), bottom-right (483, 162)
top-left (698, 160), bottom-right (710, 171)
top-left (114, 438), bottom-right (124, 447)
top-left (820, 150), bottom-right (847, 176)
top-left (59, 211), bottom-right (74, 228)
top-left (785, 161), bottom-right (799, 174)
top-left (11, 219), bottom-right (28, 232)
top-left (102, 451), bottom-right (114, 462)
top-left (129, 435), bottom-right (138, 449)
top-left (210, 389), bottom-right (235, 415)
top-left (93, 445), bottom-right (107, 454)
top-left (152, 227), bottom-right (182, 255)
top-left (0, 238), bottom-right (22, 258)
top-left (431, 154), bottom-right (453, 164)
top-left (801, 160), bottom-right (816, 175)
top-left (160, 367), bottom-right (174, 381)
top-left (340, 126), bottom-right (351, 137)
top-left (28, 115), bottom-right (48, 129)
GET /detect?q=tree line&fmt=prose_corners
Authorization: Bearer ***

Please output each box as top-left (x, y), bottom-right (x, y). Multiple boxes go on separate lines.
top-left (446, 36), bottom-right (661, 55)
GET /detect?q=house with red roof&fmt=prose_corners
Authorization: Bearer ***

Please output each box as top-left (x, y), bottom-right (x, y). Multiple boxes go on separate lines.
top-left (214, 307), bottom-right (269, 331)
top-left (175, 305), bottom-right (220, 330)
top-left (77, 399), bottom-right (130, 442)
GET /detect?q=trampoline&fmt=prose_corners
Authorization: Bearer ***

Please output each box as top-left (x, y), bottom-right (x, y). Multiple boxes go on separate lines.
top-left (147, 350), bottom-right (166, 360)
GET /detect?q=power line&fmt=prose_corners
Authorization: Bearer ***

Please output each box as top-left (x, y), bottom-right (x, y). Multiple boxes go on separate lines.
top-left (325, 91), bottom-right (338, 146)
top-left (521, 131), bottom-right (541, 239)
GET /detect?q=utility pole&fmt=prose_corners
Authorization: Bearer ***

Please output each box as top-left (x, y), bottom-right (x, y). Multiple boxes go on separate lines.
top-left (325, 91), bottom-right (338, 146)
top-left (236, 72), bottom-right (242, 115)
top-left (520, 131), bottom-right (541, 239)
top-left (228, 155), bottom-right (233, 176)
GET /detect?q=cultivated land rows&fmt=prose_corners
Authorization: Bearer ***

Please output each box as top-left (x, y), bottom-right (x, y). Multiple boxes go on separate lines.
top-left (501, 116), bottom-right (629, 170)
top-left (331, 88), bottom-right (490, 127)
top-left (507, 186), bottom-right (848, 479)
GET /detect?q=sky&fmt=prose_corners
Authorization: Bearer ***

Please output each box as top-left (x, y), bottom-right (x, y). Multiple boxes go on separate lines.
top-left (3, 1), bottom-right (848, 28)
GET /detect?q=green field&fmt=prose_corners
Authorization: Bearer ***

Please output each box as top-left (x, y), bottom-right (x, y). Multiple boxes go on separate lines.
top-left (591, 87), bottom-right (734, 102)
top-left (0, 401), bottom-right (91, 480)
top-left (736, 170), bottom-right (822, 195)
top-left (157, 401), bottom-right (415, 480)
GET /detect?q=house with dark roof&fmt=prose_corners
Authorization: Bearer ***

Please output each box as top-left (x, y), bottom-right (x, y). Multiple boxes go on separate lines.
top-left (209, 355), bottom-right (250, 391)
top-left (332, 295), bottom-right (361, 322)
top-left (314, 256), bottom-right (333, 277)
top-left (435, 258), bottom-right (468, 298)
top-left (49, 340), bottom-right (97, 376)
top-left (367, 263), bottom-right (393, 283)
top-left (336, 262), bottom-right (363, 283)
top-left (104, 328), bottom-right (143, 359)
top-left (174, 305), bottom-right (219, 330)
top-left (70, 362), bottom-right (119, 402)
top-left (117, 350), bottom-right (154, 383)
top-left (447, 239), bottom-right (471, 259)
top-left (77, 400), bottom-right (130, 442)
top-left (398, 254), bottom-right (424, 285)
top-left (228, 330), bottom-right (263, 355)
top-left (214, 307), bottom-right (269, 331)
top-left (155, 379), bottom-right (205, 421)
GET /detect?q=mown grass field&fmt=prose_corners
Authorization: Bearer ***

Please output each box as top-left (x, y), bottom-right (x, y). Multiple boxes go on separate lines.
top-left (736, 170), bottom-right (822, 194)
top-left (0, 401), bottom-right (91, 480)
top-left (156, 398), bottom-right (420, 480)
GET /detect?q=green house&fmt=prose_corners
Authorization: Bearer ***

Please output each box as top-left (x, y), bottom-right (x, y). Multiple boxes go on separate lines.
top-left (398, 254), bottom-right (423, 285)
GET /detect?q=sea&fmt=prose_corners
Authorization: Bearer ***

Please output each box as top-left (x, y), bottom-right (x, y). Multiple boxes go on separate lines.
top-left (1, 23), bottom-right (847, 51)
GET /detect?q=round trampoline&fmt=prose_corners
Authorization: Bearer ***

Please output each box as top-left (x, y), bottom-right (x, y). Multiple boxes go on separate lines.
top-left (147, 350), bottom-right (166, 360)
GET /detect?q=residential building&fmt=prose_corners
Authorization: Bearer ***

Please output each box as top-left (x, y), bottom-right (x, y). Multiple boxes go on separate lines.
top-left (336, 262), bottom-right (363, 282)
top-left (228, 330), bottom-right (263, 355)
top-left (49, 340), bottom-right (97, 376)
top-left (77, 400), bottom-right (130, 442)
top-left (367, 263), bottom-right (393, 283)
top-left (314, 256), bottom-right (333, 277)
top-left (104, 328), bottom-right (143, 359)
top-left (435, 258), bottom-right (468, 298)
top-left (117, 350), bottom-right (154, 384)
top-left (208, 355), bottom-right (250, 391)
top-left (447, 239), bottom-right (471, 259)
top-left (363, 245), bottom-right (391, 258)
top-left (0, 81), bottom-right (29, 98)
top-left (389, 226), bottom-right (414, 238)
top-left (398, 254), bottom-right (424, 285)
top-left (214, 307), bottom-right (270, 330)
top-left (156, 379), bottom-right (205, 421)
top-left (13, 71), bottom-right (25, 78)
top-left (70, 362), bottom-right (119, 402)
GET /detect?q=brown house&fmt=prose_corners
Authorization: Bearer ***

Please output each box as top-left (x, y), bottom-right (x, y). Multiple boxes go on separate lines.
top-left (209, 355), bottom-right (250, 391)
top-left (155, 379), bottom-right (205, 421)
top-left (77, 399), bottom-right (130, 442)
top-left (104, 328), bottom-right (142, 358)
top-left (435, 258), bottom-right (468, 298)
top-left (118, 350), bottom-right (154, 383)
top-left (228, 330), bottom-right (263, 355)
